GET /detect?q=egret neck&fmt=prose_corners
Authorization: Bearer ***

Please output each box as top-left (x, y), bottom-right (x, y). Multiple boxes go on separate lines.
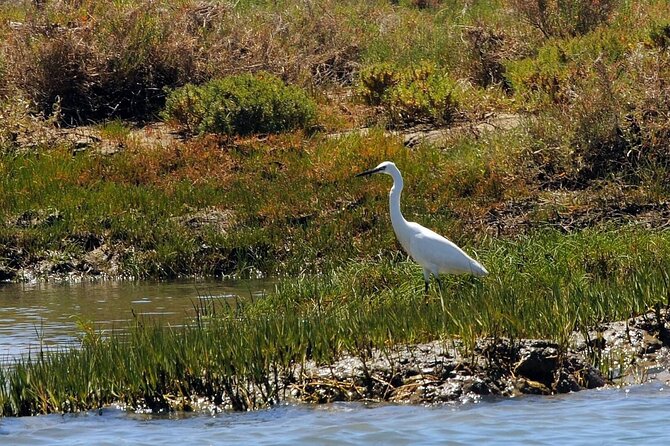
top-left (386, 164), bottom-right (411, 250)
top-left (385, 165), bottom-right (412, 253)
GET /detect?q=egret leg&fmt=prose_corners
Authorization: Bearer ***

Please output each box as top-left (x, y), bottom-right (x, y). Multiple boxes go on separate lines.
top-left (422, 269), bottom-right (431, 293)
top-left (435, 275), bottom-right (445, 312)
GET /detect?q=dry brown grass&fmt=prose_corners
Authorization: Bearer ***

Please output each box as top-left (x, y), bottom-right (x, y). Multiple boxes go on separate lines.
top-left (3, 2), bottom-right (204, 122)
top-left (507, 0), bottom-right (617, 39)
top-left (0, 0), bottom-right (367, 124)
top-left (75, 135), bottom-right (236, 190)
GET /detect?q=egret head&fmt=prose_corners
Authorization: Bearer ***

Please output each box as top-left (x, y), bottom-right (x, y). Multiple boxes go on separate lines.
top-left (356, 161), bottom-right (397, 178)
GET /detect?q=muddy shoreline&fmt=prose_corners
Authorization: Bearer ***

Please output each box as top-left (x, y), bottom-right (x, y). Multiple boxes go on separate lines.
top-left (287, 309), bottom-right (670, 407)
top-left (165, 309), bottom-right (669, 413)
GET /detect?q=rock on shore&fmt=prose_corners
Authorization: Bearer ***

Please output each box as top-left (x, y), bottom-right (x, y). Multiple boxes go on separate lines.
top-left (291, 309), bottom-right (670, 405)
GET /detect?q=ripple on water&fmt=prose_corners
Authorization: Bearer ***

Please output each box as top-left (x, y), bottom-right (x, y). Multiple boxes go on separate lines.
top-left (0, 279), bottom-right (271, 357)
top-left (1, 384), bottom-right (669, 445)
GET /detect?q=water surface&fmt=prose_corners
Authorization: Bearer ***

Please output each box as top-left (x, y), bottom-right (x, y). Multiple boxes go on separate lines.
top-left (1, 382), bottom-right (667, 445)
top-left (0, 280), bottom-right (270, 357)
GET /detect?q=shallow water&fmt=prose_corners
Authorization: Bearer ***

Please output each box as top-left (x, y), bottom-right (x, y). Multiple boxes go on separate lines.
top-left (0, 279), bottom-right (270, 357)
top-left (1, 383), bottom-right (668, 445)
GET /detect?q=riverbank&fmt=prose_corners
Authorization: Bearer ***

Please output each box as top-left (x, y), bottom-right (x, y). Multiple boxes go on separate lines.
top-left (2, 115), bottom-right (670, 284)
top-left (105, 308), bottom-right (669, 414)
top-left (2, 257), bottom-right (669, 416)
top-left (294, 308), bottom-right (670, 407)
top-left (2, 1), bottom-right (670, 284)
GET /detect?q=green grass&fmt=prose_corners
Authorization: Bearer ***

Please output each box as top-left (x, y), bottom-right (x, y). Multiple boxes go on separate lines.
top-left (1, 227), bottom-right (669, 416)
top-left (0, 127), bottom-right (515, 279)
top-left (1, 112), bottom-right (667, 281)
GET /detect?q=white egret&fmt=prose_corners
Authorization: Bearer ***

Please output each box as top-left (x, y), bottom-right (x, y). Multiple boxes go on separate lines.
top-left (356, 161), bottom-right (488, 296)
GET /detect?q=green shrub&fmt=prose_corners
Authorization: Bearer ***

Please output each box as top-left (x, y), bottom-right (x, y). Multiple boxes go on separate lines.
top-left (358, 62), bottom-right (458, 128)
top-left (163, 73), bottom-right (316, 136)
top-left (505, 28), bottom-right (631, 108)
top-left (358, 63), bottom-right (400, 107)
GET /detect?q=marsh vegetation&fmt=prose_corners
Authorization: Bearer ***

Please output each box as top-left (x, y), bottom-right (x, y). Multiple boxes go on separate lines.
top-left (1, 0), bottom-right (670, 416)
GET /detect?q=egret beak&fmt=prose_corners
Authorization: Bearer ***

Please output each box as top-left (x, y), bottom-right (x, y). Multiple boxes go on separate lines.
top-left (355, 166), bottom-right (384, 177)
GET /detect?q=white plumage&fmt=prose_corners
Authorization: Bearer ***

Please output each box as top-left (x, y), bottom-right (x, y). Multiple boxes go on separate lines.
top-left (357, 161), bottom-right (488, 294)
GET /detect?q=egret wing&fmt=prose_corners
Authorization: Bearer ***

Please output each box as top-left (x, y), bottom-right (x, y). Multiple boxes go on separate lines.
top-left (407, 223), bottom-right (486, 275)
